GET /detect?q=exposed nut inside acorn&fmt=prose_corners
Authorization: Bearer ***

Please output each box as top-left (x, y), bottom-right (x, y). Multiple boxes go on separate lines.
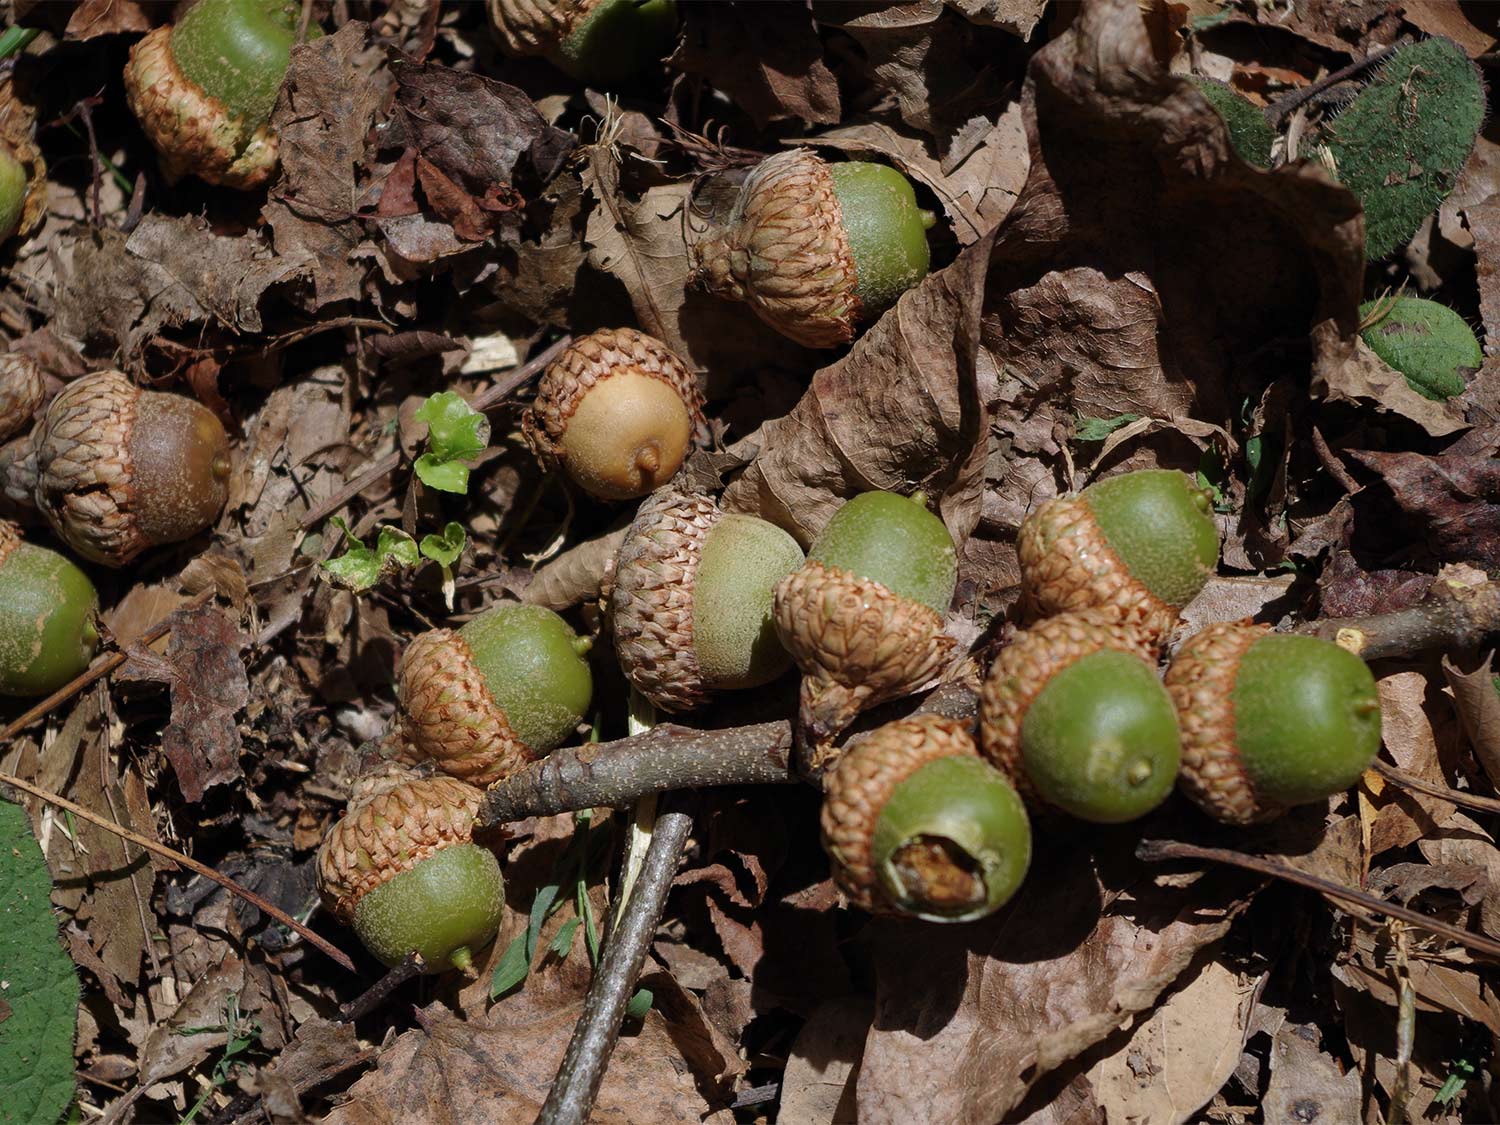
top-left (611, 487), bottom-right (804, 712)
top-left (690, 149), bottom-right (935, 348)
top-left (821, 712), bottom-right (1031, 922)
top-left (0, 519), bottom-right (99, 697)
top-left (523, 327), bottom-right (707, 501)
top-left (31, 371), bottom-right (232, 567)
top-left (397, 602), bottom-right (594, 786)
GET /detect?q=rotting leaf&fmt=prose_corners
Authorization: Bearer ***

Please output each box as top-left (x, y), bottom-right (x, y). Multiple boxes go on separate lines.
top-left (1346, 448), bottom-right (1500, 570)
top-left (1443, 654), bottom-right (1500, 789)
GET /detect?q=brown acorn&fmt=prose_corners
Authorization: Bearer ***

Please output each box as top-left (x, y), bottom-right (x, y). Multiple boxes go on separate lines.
top-left (1164, 621), bottom-right (1382, 825)
top-left (979, 612), bottom-right (1179, 824)
top-left (316, 770), bottom-right (504, 974)
top-left (821, 712), bottom-right (1031, 922)
top-left (611, 487), bottom-right (804, 712)
top-left (0, 434), bottom-right (37, 523)
top-left (0, 352), bottom-right (43, 442)
top-left (31, 371), bottom-right (232, 567)
top-left (523, 328), bottom-right (707, 501)
top-left (1018, 469), bottom-right (1220, 643)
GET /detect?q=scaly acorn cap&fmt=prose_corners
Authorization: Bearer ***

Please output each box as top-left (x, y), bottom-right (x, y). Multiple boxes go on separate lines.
top-left (488, 0), bottom-right (582, 55)
top-left (31, 371), bottom-right (232, 567)
top-left (773, 560), bottom-right (955, 748)
top-left (488, 0), bottom-right (677, 83)
top-left (821, 712), bottom-right (1030, 921)
top-left (1164, 621), bottom-right (1382, 825)
top-left (1018, 469), bottom-right (1218, 643)
top-left (523, 327), bottom-right (708, 501)
top-left (0, 352), bottom-right (44, 442)
top-left (0, 435), bottom-right (37, 523)
top-left (979, 611), bottom-right (1160, 804)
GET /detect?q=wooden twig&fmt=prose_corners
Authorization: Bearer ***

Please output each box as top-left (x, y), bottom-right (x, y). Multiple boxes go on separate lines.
top-left (536, 807), bottom-right (693, 1125)
top-left (1373, 760), bottom-right (1500, 816)
top-left (1267, 44), bottom-right (1397, 125)
top-left (0, 588), bottom-right (215, 744)
top-left (1137, 839), bottom-right (1500, 959)
top-left (339, 951), bottom-right (426, 1020)
top-left (0, 770), bottom-right (356, 972)
top-left (1293, 575), bottom-right (1500, 660)
top-left (299, 335), bottom-right (572, 530)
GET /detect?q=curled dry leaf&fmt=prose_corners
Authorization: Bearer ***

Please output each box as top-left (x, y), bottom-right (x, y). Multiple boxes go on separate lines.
top-left (1347, 447), bottom-right (1500, 570)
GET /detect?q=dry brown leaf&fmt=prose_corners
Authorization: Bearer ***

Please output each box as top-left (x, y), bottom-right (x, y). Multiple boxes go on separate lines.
top-left (1262, 1022), bottom-right (1361, 1125)
top-left (1443, 654), bottom-right (1500, 788)
top-left (780, 995), bottom-right (873, 1125)
top-left (945, 0), bottom-right (1049, 38)
top-left (1369, 671), bottom-right (1461, 856)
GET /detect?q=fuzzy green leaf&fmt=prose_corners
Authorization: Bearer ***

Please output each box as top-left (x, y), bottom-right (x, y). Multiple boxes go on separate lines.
top-left (625, 988), bottom-right (653, 1021)
top-left (1074, 413), bottom-right (1140, 442)
top-left (0, 797), bottom-right (79, 1125)
top-left (1192, 78), bottom-right (1274, 167)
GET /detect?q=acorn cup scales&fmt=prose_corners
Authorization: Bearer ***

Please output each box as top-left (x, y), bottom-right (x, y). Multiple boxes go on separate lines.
top-left (524, 328), bottom-right (708, 501)
top-left (612, 488), bottom-right (804, 712)
top-left (397, 603), bottom-right (593, 786)
top-left (821, 712), bottom-right (1031, 922)
top-left (0, 352), bottom-right (44, 442)
top-left (1164, 621), bottom-right (1383, 824)
top-left (980, 611), bottom-right (1179, 823)
top-left (690, 150), bottom-right (934, 348)
top-left (1019, 468), bottom-right (1219, 642)
top-left (316, 771), bottom-right (504, 974)
top-left (488, 0), bottom-right (679, 85)
top-left (773, 490), bottom-right (958, 751)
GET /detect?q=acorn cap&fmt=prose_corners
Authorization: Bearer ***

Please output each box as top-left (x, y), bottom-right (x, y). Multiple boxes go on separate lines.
top-left (122, 24), bottom-right (279, 190)
top-left (0, 435), bottom-right (37, 523)
top-left (315, 773), bottom-right (485, 924)
top-left (822, 712), bottom-right (1029, 921)
top-left (611, 488), bottom-right (719, 712)
top-left (1018, 471), bottom-right (1217, 642)
top-left (773, 559), bottom-right (956, 747)
top-left (1165, 621), bottom-right (1381, 824)
top-left (0, 352), bottom-right (43, 442)
top-left (487, 0), bottom-right (594, 56)
top-left (690, 149), bottom-right (860, 349)
top-left (396, 627), bottom-right (536, 786)
top-left (979, 610), bottom-right (1158, 801)
top-left (523, 327), bottom-right (707, 500)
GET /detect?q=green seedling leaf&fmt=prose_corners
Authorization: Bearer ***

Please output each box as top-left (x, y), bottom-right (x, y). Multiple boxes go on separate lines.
top-left (1074, 413), bottom-right (1140, 442)
top-left (1323, 37), bottom-right (1486, 260)
top-left (625, 988), bottom-right (653, 1021)
top-left (548, 917), bottom-right (582, 960)
top-left (0, 797), bottom-right (80, 1125)
top-left (490, 931), bottom-right (531, 999)
top-left (413, 392), bottom-right (489, 494)
top-left (321, 519), bottom-right (419, 593)
top-left (421, 523), bottom-right (467, 610)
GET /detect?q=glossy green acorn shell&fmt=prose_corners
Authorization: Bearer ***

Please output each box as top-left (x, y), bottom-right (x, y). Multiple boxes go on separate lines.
top-left (459, 603), bottom-right (593, 754)
top-left (1085, 469), bottom-right (1218, 608)
top-left (872, 754), bottom-right (1031, 923)
top-left (693, 513), bottom-right (804, 690)
top-left (1020, 649), bottom-right (1181, 823)
top-left (1234, 635), bottom-right (1381, 806)
top-left (0, 540), bottom-right (99, 697)
top-left (551, 0), bottom-right (678, 85)
top-left (808, 491), bottom-right (957, 612)
top-left (0, 145), bottom-right (28, 245)
top-left (172, 0), bottom-right (322, 127)
top-left (352, 843), bottom-right (505, 972)
top-left (829, 162), bottom-right (934, 314)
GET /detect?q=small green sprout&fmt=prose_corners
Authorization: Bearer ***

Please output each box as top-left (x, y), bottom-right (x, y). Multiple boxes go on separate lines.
top-left (320, 518), bottom-right (419, 593)
top-left (413, 391), bottom-right (490, 494)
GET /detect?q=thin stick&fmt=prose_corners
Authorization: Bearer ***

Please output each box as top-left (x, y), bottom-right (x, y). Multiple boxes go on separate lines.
top-left (1268, 43), bottom-right (1397, 125)
top-left (1137, 839), bottom-right (1500, 959)
top-left (536, 807), bottom-right (692, 1125)
top-left (339, 951), bottom-right (426, 1021)
top-left (299, 335), bottom-right (572, 530)
top-left (0, 588), bottom-right (215, 744)
top-left (0, 770), bottom-right (356, 972)
top-left (1374, 760), bottom-right (1500, 816)
top-left (1293, 575), bottom-right (1500, 660)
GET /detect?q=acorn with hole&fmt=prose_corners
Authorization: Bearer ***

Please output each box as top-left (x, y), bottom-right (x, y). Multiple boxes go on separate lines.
top-left (612, 487), bottom-right (804, 712)
top-left (397, 602), bottom-right (594, 786)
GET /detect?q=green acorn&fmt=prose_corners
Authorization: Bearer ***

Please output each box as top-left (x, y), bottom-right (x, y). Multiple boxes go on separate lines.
top-left (1359, 296), bottom-right (1481, 402)
top-left (397, 603), bottom-right (594, 786)
top-left (612, 488), bottom-right (804, 711)
top-left (774, 490), bottom-right (957, 748)
top-left (1191, 78), bottom-right (1274, 167)
top-left (691, 150), bottom-right (936, 348)
top-left (487, 0), bottom-right (679, 85)
top-left (316, 772), bottom-right (504, 974)
top-left (123, 0), bottom-right (323, 188)
top-left (1019, 469), bottom-right (1219, 643)
top-left (1164, 621), bottom-right (1382, 824)
top-left (821, 712), bottom-right (1031, 922)
top-left (0, 519), bottom-right (99, 697)
top-left (979, 612), bottom-right (1177, 823)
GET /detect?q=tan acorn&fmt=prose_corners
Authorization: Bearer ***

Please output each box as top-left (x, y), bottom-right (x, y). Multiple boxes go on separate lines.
top-left (0, 352), bottom-right (43, 443)
top-left (690, 149), bottom-right (935, 348)
top-left (774, 491), bottom-right (958, 750)
top-left (316, 771), bottom-right (504, 974)
top-left (821, 712), bottom-right (1030, 922)
top-left (397, 603), bottom-right (594, 786)
top-left (488, 0), bottom-right (679, 84)
top-left (1164, 621), bottom-right (1382, 825)
top-left (523, 328), bottom-right (708, 501)
top-left (30, 371), bottom-right (231, 567)
top-left (1019, 469), bottom-right (1220, 643)
top-left (979, 612), bottom-right (1178, 823)
top-left (612, 488), bottom-right (804, 712)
